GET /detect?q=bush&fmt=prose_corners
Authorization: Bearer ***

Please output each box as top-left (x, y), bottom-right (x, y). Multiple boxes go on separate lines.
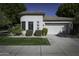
top-left (42, 28), bottom-right (48, 36)
top-left (34, 30), bottom-right (42, 36)
top-left (10, 24), bottom-right (22, 35)
top-left (26, 30), bottom-right (33, 36)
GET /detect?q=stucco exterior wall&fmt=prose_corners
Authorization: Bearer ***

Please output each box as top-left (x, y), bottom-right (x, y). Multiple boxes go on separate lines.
top-left (20, 15), bottom-right (44, 33)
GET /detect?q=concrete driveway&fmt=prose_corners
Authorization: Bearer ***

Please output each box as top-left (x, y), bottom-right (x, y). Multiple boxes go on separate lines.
top-left (0, 35), bottom-right (79, 56)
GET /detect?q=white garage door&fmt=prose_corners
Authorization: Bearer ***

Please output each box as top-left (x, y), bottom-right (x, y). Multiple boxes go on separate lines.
top-left (46, 25), bottom-right (64, 35)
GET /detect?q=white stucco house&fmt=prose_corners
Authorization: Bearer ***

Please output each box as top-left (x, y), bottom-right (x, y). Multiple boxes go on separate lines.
top-left (19, 11), bottom-right (73, 35)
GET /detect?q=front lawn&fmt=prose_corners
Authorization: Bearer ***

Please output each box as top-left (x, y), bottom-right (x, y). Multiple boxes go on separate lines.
top-left (0, 37), bottom-right (50, 45)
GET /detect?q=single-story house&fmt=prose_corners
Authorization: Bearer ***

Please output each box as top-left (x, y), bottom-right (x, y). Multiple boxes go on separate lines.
top-left (19, 11), bottom-right (73, 35)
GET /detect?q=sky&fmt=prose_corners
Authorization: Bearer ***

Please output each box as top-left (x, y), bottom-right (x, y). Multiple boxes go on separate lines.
top-left (25, 3), bottom-right (60, 16)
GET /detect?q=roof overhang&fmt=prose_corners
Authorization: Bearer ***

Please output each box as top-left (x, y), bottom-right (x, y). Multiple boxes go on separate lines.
top-left (19, 11), bottom-right (45, 17)
top-left (44, 16), bottom-right (73, 21)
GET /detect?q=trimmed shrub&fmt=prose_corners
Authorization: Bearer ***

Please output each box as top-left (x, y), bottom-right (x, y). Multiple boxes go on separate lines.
top-left (10, 24), bottom-right (22, 35)
top-left (34, 30), bottom-right (42, 36)
top-left (42, 28), bottom-right (48, 36)
top-left (26, 30), bottom-right (33, 36)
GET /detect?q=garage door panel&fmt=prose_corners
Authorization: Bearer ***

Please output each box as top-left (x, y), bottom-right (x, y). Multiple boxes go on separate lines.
top-left (46, 25), bottom-right (64, 34)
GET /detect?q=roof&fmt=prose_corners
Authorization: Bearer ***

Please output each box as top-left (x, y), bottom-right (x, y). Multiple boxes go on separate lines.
top-left (44, 16), bottom-right (73, 21)
top-left (19, 11), bottom-right (73, 21)
top-left (19, 11), bottom-right (45, 16)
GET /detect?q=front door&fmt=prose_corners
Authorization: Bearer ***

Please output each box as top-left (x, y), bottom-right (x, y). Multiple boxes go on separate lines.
top-left (28, 22), bottom-right (33, 30)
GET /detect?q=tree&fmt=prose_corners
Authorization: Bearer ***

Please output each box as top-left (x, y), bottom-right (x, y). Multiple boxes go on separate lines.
top-left (56, 3), bottom-right (79, 35)
top-left (56, 3), bottom-right (79, 17)
top-left (73, 14), bottom-right (79, 24)
top-left (0, 11), bottom-right (11, 26)
top-left (0, 3), bottom-right (26, 25)
top-left (0, 11), bottom-right (12, 30)
top-left (72, 14), bottom-right (79, 34)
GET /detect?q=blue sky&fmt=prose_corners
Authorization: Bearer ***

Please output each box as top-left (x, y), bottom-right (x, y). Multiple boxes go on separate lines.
top-left (25, 3), bottom-right (60, 16)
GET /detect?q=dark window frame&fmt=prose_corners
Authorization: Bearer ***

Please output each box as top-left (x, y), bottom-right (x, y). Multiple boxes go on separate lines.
top-left (37, 21), bottom-right (39, 30)
top-left (22, 21), bottom-right (26, 30)
top-left (28, 22), bottom-right (33, 30)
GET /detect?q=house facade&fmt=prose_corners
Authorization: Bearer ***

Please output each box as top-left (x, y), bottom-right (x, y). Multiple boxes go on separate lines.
top-left (19, 11), bottom-right (73, 35)
top-left (20, 11), bottom-right (45, 35)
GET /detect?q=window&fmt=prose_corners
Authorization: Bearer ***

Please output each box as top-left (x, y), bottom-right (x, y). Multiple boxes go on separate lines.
top-left (22, 21), bottom-right (25, 30)
top-left (37, 21), bottom-right (39, 30)
top-left (28, 22), bottom-right (33, 30)
top-left (37, 21), bottom-right (39, 23)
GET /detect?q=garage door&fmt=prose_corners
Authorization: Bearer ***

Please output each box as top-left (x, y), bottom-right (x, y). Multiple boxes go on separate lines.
top-left (46, 25), bottom-right (64, 35)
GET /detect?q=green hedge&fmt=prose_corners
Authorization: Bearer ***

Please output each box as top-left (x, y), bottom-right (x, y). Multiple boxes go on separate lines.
top-left (34, 30), bottom-right (42, 36)
top-left (26, 30), bottom-right (33, 36)
top-left (10, 24), bottom-right (22, 35)
top-left (42, 28), bottom-right (48, 36)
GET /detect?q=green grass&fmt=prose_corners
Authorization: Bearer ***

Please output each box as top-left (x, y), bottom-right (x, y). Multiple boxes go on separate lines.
top-left (0, 36), bottom-right (50, 45)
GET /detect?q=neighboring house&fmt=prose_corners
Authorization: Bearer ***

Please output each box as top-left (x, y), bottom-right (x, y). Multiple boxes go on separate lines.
top-left (19, 11), bottom-right (73, 35)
